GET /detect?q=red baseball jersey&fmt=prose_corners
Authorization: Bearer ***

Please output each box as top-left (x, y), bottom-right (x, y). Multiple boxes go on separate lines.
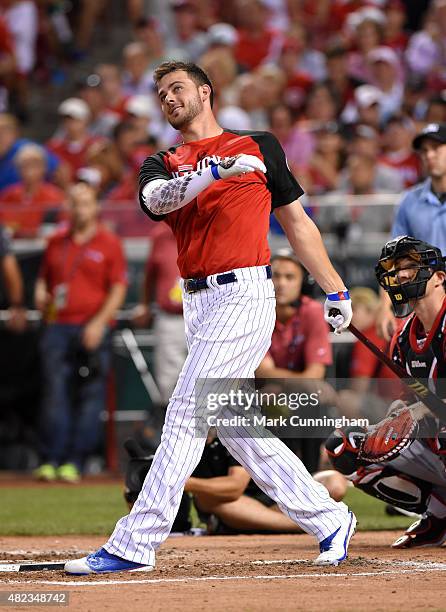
top-left (268, 297), bottom-right (332, 372)
top-left (139, 130), bottom-right (304, 278)
top-left (39, 224), bottom-right (128, 324)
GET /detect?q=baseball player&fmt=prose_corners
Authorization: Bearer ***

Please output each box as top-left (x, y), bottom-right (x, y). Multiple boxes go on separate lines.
top-left (65, 61), bottom-right (356, 574)
top-left (327, 235), bottom-right (446, 548)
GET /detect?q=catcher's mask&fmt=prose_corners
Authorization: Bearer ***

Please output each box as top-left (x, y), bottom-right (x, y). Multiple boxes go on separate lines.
top-left (325, 426), bottom-right (367, 475)
top-left (375, 235), bottom-right (446, 318)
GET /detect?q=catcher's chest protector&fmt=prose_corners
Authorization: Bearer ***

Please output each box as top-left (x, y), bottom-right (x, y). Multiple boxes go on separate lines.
top-left (394, 310), bottom-right (446, 396)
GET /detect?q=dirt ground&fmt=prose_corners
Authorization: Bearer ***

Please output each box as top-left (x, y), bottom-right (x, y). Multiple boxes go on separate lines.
top-left (1, 532), bottom-right (446, 611)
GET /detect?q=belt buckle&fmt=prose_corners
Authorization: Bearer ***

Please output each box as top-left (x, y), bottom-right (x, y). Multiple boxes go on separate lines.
top-left (184, 279), bottom-right (196, 294)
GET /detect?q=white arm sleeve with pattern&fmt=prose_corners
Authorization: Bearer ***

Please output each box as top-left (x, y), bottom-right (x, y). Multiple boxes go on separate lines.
top-left (141, 167), bottom-right (216, 216)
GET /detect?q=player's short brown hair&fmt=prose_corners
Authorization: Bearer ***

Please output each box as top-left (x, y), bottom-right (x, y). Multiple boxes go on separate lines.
top-left (153, 61), bottom-right (214, 108)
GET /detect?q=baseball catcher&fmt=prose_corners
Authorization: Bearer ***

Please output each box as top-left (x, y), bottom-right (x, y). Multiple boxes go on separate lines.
top-left (327, 236), bottom-right (446, 548)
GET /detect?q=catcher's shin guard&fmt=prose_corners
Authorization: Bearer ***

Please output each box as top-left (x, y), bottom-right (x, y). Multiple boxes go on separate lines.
top-left (392, 513), bottom-right (446, 548)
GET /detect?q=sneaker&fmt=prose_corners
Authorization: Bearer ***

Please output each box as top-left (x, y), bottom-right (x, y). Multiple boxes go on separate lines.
top-left (64, 547), bottom-right (155, 575)
top-left (57, 463), bottom-right (81, 483)
top-left (392, 513), bottom-right (446, 549)
top-left (314, 511), bottom-right (357, 566)
top-left (34, 464), bottom-right (57, 482)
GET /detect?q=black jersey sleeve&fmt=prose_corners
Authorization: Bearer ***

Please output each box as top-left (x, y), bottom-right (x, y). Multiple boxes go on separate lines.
top-left (256, 132), bottom-right (304, 210)
top-left (138, 152), bottom-right (171, 222)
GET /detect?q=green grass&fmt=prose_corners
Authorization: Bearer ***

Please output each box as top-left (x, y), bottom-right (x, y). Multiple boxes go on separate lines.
top-left (0, 484), bottom-right (413, 536)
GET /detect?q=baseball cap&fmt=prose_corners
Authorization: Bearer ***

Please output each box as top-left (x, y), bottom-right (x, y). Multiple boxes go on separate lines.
top-left (368, 46), bottom-right (399, 68)
top-left (412, 123), bottom-right (446, 150)
top-left (355, 84), bottom-right (381, 108)
top-left (207, 23), bottom-right (238, 47)
top-left (58, 97), bottom-right (91, 121)
top-left (217, 106), bottom-right (252, 131)
top-left (125, 95), bottom-right (155, 118)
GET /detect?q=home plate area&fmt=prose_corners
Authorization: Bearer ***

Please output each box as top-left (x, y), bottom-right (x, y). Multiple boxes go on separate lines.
top-left (1, 533), bottom-right (446, 611)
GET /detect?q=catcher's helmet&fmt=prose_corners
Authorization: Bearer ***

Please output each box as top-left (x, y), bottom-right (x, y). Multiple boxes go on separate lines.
top-left (375, 236), bottom-right (446, 317)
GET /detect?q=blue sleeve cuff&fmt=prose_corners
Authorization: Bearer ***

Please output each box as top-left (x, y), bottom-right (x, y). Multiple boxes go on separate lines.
top-left (326, 290), bottom-right (350, 301)
top-left (210, 162), bottom-right (221, 180)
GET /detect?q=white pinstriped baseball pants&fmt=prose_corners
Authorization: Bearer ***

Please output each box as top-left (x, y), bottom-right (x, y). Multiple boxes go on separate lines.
top-left (104, 266), bottom-right (349, 565)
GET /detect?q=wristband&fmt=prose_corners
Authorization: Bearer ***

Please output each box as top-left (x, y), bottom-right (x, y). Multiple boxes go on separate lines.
top-left (326, 290), bottom-right (350, 301)
top-left (210, 162), bottom-right (221, 181)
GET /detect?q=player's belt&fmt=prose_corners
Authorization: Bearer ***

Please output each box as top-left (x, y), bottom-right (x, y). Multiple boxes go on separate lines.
top-left (184, 265), bottom-right (272, 294)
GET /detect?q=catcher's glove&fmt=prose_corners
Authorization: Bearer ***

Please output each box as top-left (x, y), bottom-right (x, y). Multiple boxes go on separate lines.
top-left (358, 405), bottom-right (419, 463)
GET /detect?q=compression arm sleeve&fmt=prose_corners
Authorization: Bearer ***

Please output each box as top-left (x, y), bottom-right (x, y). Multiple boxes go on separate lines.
top-left (141, 166), bottom-right (216, 216)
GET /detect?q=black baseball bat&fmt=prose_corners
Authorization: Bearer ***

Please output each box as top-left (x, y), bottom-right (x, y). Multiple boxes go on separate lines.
top-left (329, 309), bottom-right (446, 423)
top-left (0, 561), bottom-right (65, 572)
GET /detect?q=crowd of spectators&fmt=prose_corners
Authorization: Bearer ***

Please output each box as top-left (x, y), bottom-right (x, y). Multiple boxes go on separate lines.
top-left (0, 0), bottom-right (444, 476)
top-left (0, 0), bottom-right (444, 242)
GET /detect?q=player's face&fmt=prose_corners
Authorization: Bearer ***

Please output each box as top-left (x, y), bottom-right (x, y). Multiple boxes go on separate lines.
top-left (272, 259), bottom-right (304, 306)
top-left (157, 70), bottom-right (204, 130)
top-left (393, 256), bottom-right (419, 284)
top-left (419, 139), bottom-right (446, 179)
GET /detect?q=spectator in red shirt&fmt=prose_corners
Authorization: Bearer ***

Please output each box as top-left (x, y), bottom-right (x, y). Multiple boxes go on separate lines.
top-left (34, 182), bottom-right (127, 483)
top-left (234, 0), bottom-right (276, 71)
top-left (379, 114), bottom-right (421, 188)
top-left (0, 143), bottom-right (65, 237)
top-left (132, 223), bottom-right (186, 406)
top-left (257, 250), bottom-right (332, 380)
top-left (256, 249), bottom-right (332, 472)
top-left (47, 97), bottom-right (102, 184)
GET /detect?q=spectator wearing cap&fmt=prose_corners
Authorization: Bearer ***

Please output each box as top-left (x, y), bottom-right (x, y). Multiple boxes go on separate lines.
top-left (342, 84), bottom-right (382, 129)
top-left (46, 98), bottom-right (103, 183)
top-left (367, 46), bottom-right (404, 121)
top-left (378, 122), bottom-right (446, 339)
top-left (346, 7), bottom-right (386, 83)
top-left (379, 115), bottom-right (421, 188)
top-left (165, 0), bottom-right (208, 62)
top-left (256, 249), bottom-right (332, 473)
top-left (0, 144), bottom-right (65, 237)
top-left (0, 113), bottom-right (60, 190)
top-left (124, 94), bottom-right (158, 144)
top-left (234, 0), bottom-right (277, 71)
